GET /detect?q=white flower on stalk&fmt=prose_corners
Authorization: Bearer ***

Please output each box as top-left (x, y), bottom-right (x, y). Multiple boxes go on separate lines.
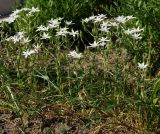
top-left (88, 41), bottom-right (99, 48)
top-left (48, 18), bottom-right (61, 29)
top-left (68, 50), bottom-right (83, 59)
top-left (12, 9), bottom-right (22, 15)
top-left (98, 37), bottom-right (109, 47)
top-left (33, 44), bottom-right (41, 53)
top-left (0, 8), bottom-right (27, 24)
top-left (138, 62), bottom-right (148, 69)
top-left (56, 17), bottom-right (63, 21)
top-left (115, 16), bottom-right (127, 23)
top-left (82, 15), bottom-right (96, 23)
top-left (82, 18), bottom-right (90, 23)
top-left (56, 27), bottom-right (69, 36)
top-left (36, 25), bottom-right (49, 32)
top-left (94, 17), bottom-right (104, 23)
top-left (41, 33), bottom-right (51, 40)
top-left (109, 22), bottom-right (119, 27)
top-left (99, 22), bottom-right (111, 32)
top-left (115, 15), bottom-right (135, 24)
top-left (21, 37), bottom-right (31, 44)
top-left (98, 37), bottom-right (110, 43)
top-left (17, 32), bottom-right (25, 39)
top-left (27, 7), bottom-right (40, 16)
top-left (6, 32), bottom-right (25, 43)
top-left (20, 8), bottom-right (30, 12)
top-left (0, 14), bottom-right (19, 24)
top-left (89, 15), bottom-right (96, 20)
top-left (11, 36), bottom-right (20, 43)
top-left (12, 8), bottom-right (30, 16)
top-left (131, 33), bottom-right (142, 40)
top-left (97, 14), bottom-right (106, 19)
top-left (6, 37), bottom-right (12, 42)
top-left (68, 29), bottom-right (79, 37)
top-left (22, 49), bottom-right (35, 58)
top-left (93, 14), bottom-right (106, 23)
top-left (124, 27), bottom-right (144, 35)
top-left (65, 20), bottom-right (74, 25)
top-left (126, 15), bottom-right (136, 20)
top-left (30, 7), bottom-right (40, 13)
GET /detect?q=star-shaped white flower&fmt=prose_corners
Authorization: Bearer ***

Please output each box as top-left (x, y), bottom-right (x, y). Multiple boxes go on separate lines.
top-left (65, 20), bottom-right (74, 25)
top-left (88, 41), bottom-right (99, 48)
top-left (22, 49), bottom-right (35, 58)
top-left (68, 50), bottom-right (83, 59)
top-left (41, 33), bottom-right (51, 39)
top-left (68, 29), bottom-right (79, 37)
top-left (138, 62), bottom-right (148, 69)
top-left (37, 25), bottom-right (49, 32)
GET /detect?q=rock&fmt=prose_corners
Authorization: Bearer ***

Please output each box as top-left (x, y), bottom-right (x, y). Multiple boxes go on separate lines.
top-left (0, 0), bottom-right (22, 16)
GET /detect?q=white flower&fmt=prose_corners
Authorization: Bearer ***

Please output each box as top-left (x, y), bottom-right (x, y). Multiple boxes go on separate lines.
top-left (36, 25), bottom-right (49, 32)
top-left (124, 27), bottom-right (144, 35)
top-left (96, 14), bottom-right (106, 19)
top-left (21, 37), bottom-right (31, 44)
top-left (68, 29), bottom-right (79, 37)
top-left (94, 17), bottom-right (104, 23)
top-left (82, 15), bottom-right (96, 23)
top-left (93, 14), bottom-right (106, 23)
top-left (68, 50), bottom-right (83, 59)
top-left (21, 8), bottom-right (30, 11)
top-left (57, 17), bottom-right (63, 21)
top-left (132, 33), bottom-right (142, 40)
top-left (48, 18), bottom-right (61, 29)
top-left (65, 20), bottom-right (74, 25)
top-left (88, 41), bottom-right (99, 48)
top-left (109, 22), bottom-right (119, 27)
top-left (126, 15), bottom-right (136, 20)
top-left (99, 22), bottom-right (111, 32)
top-left (82, 18), bottom-right (90, 23)
top-left (41, 33), bottom-right (51, 39)
top-left (115, 15), bottom-right (135, 24)
top-left (0, 14), bottom-right (19, 24)
top-left (98, 37), bottom-right (109, 43)
top-left (27, 7), bottom-right (40, 16)
top-left (6, 37), bottom-right (12, 42)
top-left (33, 44), bottom-right (41, 53)
top-left (56, 27), bottom-right (69, 36)
top-left (12, 9), bottom-right (22, 15)
top-left (6, 32), bottom-right (25, 43)
top-left (17, 32), bottom-right (25, 39)
top-left (124, 27), bottom-right (143, 40)
top-left (22, 49), bottom-right (35, 58)
top-left (98, 37), bottom-right (109, 47)
top-left (138, 62), bottom-right (148, 69)
top-left (115, 16), bottom-right (127, 23)
top-left (30, 7), bottom-right (40, 13)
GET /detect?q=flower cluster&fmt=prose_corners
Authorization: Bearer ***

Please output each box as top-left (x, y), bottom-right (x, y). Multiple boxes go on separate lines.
top-left (36, 18), bottom-right (79, 38)
top-left (124, 27), bottom-right (144, 40)
top-left (68, 50), bottom-right (83, 59)
top-left (27, 7), bottom-right (40, 16)
top-left (88, 37), bottom-right (110, 48)
top-left (82, 14), bottom-right (106, 23)
top-left (22, 44), bottom-right (41, 58)
top-left (99, 22), bottom-right (111, 32)
top-left (36, 25), bottom-right (49, 32)
top-left (48, 18), bottom-right (61, 29)
top-left (0, 7), bottom-right (39, 24)
top-left (115, 15), bottom-right (136, 23)
top-left (6, 32), bottom-right (29, 44)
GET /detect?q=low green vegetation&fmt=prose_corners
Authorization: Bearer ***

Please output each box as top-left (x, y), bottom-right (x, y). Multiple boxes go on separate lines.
top-left (0, 0), bottom-right (160, 133)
